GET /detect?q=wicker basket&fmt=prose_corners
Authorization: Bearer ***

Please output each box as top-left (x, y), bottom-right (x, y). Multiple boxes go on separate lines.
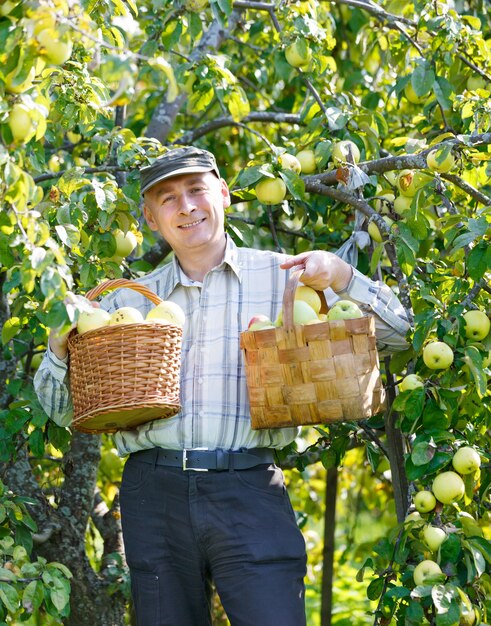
top-left (240, 268), bottom-right (385, 429)
top-left (67, 279), bottom-right (182, 434)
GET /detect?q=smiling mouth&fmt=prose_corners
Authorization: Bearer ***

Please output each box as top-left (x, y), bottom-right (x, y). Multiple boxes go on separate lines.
top-left (179, 218), bottom-right (205, 229)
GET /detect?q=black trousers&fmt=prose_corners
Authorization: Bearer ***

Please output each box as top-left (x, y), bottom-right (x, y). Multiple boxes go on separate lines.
top-left (119, 455), bottom-right (307, 626)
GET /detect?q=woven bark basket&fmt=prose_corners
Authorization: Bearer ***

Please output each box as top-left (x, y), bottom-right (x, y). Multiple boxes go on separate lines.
top-left (240, 268), bottom-right (385, 429)
top-left (67, 279), bottom-right (182, 434)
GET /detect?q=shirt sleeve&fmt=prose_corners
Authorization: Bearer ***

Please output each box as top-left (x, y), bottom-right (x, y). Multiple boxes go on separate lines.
top-left (326, 268), bottom-right (411, 355)
top-left (33, 344), bottom-right (73, 428)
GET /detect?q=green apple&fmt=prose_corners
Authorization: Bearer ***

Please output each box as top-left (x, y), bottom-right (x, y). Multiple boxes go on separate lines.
top-left (110, 307), bottom-right (144, 325)
top-left (432, 470), bottom-right (465, 504)
top-left (295, 285), bottom-right (322, 314)
top-left (452, 446), bottom-right (481, 475)
top-left (292, 300), bottom-right (319, 325)
top-left (146, 301), bottom-right (185, 327)
top-left (423, 341), bottom-right (454, 369)
top-left (463, 310), bottom-right (490, 340)
top-left (331, 140), bottom-right (361, 166)
top-left (278, 152), bottom-right (301, 174)
top-left (426, 148), bottom-right (455, 173)
top-left (413, 559), bottom-right (443, 586)
top-left (296, 149), bottom-right (316, 174)
top-left (399, 374), bottom-right (424, 392)
top-left (414, 490), bottom-right (436, 513)
top-left (8, 104), bottom-right (35, 143)
top-left (404, 511), bottom-right (423, 525)
top-left (255, 177), bottom-right (287, 205)
top-left (113, 229), bottom-right (137, 258)
top-left (423, 525), bottom-right (447, 552)
top-left (326, 300), bottom-right (363, 321)
top-left (77, 308), bottom-right (111, 334)
top-left (285, 39), bottom-right (312, 68)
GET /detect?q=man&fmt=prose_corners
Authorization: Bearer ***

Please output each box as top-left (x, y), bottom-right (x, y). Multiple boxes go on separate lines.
top-left (35, 146), bottom-right (410, 625)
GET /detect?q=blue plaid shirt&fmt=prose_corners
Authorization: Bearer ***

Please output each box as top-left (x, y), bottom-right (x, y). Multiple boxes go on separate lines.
top-left (34, 237), bottom-right (410, 455)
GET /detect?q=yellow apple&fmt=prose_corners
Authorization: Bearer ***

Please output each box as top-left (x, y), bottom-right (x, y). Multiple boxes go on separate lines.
top-left (423, 341), bottom-right (454, 369)
top-left (413, 560), bottom-right (443, 586)
top-left (404, 82), bottom-right (425, 104)
top-left (110, 307), bottom-right (144, 325)
top-left (278, 152), bottom-right (301, 174)
top-left (185, 0), bottom-right (208, 11)
top-left (37, 29), bottom-right (73, 65)
top-left (393, 194), bottom-right (413, 215)
top-left (432, 470), bottom-right (465, 504)
top-left (414, 490), bottom-right (436, 513)
top-left (146, 301), bottom-right (185, 327)
top-left (248, 315), bottom-right (275, 331)
top-left (5, 66), bottom-right (36, 94)
top-left (399, 374), bottom-right (424, 392)
top-left (463, 310), bottom-right (490, 340)
top-left (8, 104), bottom-right (35, 143)
top-left (368, 217), bottom-right (393, 243)
top-left (466, 75), bottom-right (487, 91)
top-left (332, 140), bottom-right (361, 165)
top-left (77, 308), bottom-right (111, 334)
top-left (292, 300), bottom-right (318, 324)
top-left (255, 177), bottom-right (287, 205)
top-left (423, 525), bottom-right (447, 552)
top-left (452, 446), bottom-right (481, 475)
top-left (426, 148), bottom-right (455, 173)
top-left (374, 192), bottom-right (395, 213)
top-left (295, 285), bottom-right (322, 314)
top-left (296, 149), bottom-right (316, 174)
top-left (113, 229), bottom-right (137, 258)
top-left (326, 300), bottom-right (363, 321)
top-left (285, 39), bottom-right (312, 68)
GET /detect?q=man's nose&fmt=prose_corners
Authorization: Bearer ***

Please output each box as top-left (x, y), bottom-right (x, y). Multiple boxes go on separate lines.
top-left (179, 193), bottom-right (197, 213)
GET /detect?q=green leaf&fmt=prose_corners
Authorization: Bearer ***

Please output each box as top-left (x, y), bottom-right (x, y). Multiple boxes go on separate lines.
top-left (463, 345), bottom-right (487, 398)
top-left (392, 388), bottom-right (425, 421)
top-left (1, 318), bottom-right (21, 345)
top-left (22, 580), bottom-right (44, 613)
top-left (396, 240), bottom-right (416, 276)
top-left (223, 86), bottom-right (250, 122)
top-left (279, 169), bottom-right (305, 201)
top-left (366, 576), bottom-right (385, 600)
top-left (411, 440), bottom-right (436, 466)
top-left (412, 62), bottom-right (435, 97)
top-left (0, 582), bottom-right (19, 613)
top-left (466, 242), bottom-right (489, 281)
top-left (466, 536), bottom-right (491, 565)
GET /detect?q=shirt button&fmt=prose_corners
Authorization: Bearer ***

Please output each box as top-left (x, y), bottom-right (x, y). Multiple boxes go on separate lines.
top-left (198, 378), bottom-right (203, 385)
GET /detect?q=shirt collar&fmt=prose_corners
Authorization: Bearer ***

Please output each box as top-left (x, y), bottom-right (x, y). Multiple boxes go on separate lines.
top-left (172, 234), bottom-right (243, 286)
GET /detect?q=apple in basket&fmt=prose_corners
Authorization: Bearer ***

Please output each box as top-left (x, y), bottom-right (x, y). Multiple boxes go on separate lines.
top-left (146, 301), bottom-right (186, 327)
top-left (326, 300), bottom-right (363, 321)
top-left (247, 315), bottom-right (276, 331)
top-left (76, 308), bottom-right (112, 334)
top-left (110, 307), bottom-right (144, 325)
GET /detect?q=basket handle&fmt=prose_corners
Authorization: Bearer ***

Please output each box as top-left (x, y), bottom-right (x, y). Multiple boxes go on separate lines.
top-left (282, 266), bottom-right (328, 330)
top-left (85, 279), bottom-right (163, 306)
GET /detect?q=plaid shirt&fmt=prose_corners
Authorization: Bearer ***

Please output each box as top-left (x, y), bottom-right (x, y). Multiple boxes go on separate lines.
top-left (34, 237), bottom-right (410, 455)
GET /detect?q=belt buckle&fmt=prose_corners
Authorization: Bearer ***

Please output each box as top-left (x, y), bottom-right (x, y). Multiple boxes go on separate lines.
top-left (182, 447), bottom-right (209, 471)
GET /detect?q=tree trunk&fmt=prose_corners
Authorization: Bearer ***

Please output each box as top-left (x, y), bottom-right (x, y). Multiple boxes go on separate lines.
top-left (320, 466), bottom-right (338, 626)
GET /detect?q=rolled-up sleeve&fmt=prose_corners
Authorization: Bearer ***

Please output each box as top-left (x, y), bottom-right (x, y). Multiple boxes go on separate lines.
top-left (33, 345), bottom-right (73, 427)
top-left (328, 268), bottom-right (411, 356)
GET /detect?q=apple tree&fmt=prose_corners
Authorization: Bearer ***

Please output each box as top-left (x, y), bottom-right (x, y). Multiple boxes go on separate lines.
top-left (0, 0), bottom-right (490, 624)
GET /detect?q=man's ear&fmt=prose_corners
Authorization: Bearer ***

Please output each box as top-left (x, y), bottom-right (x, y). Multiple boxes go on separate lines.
top-left (220, 178), bottom-right (231, 209)
top-left (143, 204), bottom-right (159, 231)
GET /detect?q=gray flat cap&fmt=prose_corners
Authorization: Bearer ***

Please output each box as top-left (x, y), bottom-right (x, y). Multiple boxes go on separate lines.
top-left (140, 146), bottom-right (220, 193)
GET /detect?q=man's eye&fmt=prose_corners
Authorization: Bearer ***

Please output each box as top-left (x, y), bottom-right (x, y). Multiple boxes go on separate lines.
top-left (162, 195), bottom-right (175, 204)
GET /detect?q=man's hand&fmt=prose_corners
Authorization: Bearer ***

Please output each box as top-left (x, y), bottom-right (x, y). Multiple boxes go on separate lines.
top-left (280, 251), bottom-right (353, 293)
top-left (48, 300), bottom-right (101, 361)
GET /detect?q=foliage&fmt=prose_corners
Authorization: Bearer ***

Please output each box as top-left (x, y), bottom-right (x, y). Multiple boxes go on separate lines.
top-left (0, 480), bottom-right (71, 624)
top-left (0, 0), bottom-right (490, 624)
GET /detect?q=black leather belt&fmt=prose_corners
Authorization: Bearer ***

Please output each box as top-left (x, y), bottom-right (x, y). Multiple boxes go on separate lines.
top-left (132, 447), bottom-right (275, 471)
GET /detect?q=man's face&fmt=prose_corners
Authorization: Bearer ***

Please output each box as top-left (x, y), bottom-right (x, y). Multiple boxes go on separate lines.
top-left (143, 171), bottom-right (230, 257)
